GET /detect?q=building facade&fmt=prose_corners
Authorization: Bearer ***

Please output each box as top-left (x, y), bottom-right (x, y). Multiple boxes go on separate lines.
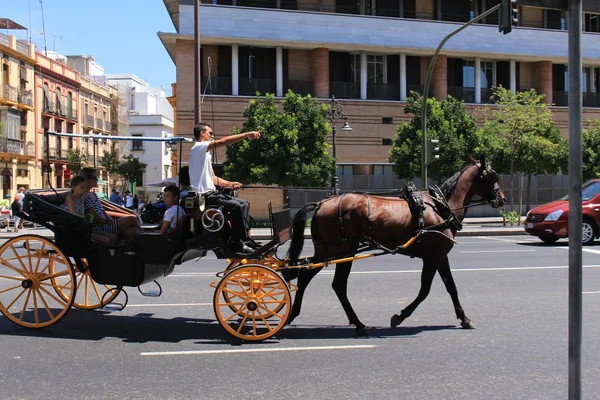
top-left (160, 0), bottom-right (600, 195)
top-left (0, 33), bottom-right (36, 197)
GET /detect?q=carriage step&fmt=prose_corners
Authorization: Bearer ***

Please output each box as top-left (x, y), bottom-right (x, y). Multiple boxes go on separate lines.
top-left (138, 281), bottom-right (163, 297)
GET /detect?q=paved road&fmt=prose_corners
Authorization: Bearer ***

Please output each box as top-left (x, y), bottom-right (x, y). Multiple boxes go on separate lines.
top-left (0, 236), bottom-right (599, 399)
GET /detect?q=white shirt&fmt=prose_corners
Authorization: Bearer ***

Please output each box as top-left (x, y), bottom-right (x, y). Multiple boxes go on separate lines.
top-left (125, 195), bottom-right (133, 207)
top-left (163, 205), bottom-right (186, 230)
top-left (189, 141), bottom-right (216, 194)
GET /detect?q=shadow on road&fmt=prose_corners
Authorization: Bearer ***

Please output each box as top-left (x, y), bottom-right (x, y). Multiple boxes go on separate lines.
top-left (0, 309), bottom-right (458, 344)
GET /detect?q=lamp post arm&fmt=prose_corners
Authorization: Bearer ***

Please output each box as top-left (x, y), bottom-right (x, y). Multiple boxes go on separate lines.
top-left (421, 3), bottom-right (501, 187)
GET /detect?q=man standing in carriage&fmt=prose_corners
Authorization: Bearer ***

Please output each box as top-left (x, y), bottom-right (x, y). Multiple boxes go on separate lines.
top-left (189, 122), bottom-right (261, 254)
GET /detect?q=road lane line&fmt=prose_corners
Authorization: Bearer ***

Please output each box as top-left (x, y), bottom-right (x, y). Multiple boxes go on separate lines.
top-left (583, 291), bottom-right (600, 294)
top-left (127, 303), bottom-right (212, 307)
top-left (140, 344), bottom-right (376, 357)
top-left (169, 264), bottom-right (600, 277)
top-left (473, 236), bottom-right (537, 243)
top-left (556, 248), bottom-right (600, 255)
top-left (459, 250), bottom-right (537, 254)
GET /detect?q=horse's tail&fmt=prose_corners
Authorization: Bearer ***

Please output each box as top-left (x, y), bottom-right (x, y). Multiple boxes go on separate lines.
top-left (287, 202), bottom-right (319, 266)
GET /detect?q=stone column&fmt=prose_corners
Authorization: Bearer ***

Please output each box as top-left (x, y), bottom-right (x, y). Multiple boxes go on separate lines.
top-left (432, 54), bottom-right (447, 100)
top-left (360, 51), bottom-right (367, 100)
top-left (311, 48), bottom-right (329, 98)
top-left (510, 59), bottom-right (517, 93)
top-left (232, 44), bottom-right (239, 96)
top-left (533, 61), bottom-right (553, 104)
top-left (475, 57), bottom-right (481, 104)
top-left (400, 53), bottom-right (407, 101)
top-left (276, 47), bottom-right (283, 97)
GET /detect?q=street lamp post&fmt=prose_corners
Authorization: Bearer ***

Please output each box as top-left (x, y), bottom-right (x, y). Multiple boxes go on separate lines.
top-left (326, 96), bottom-right (352, 195)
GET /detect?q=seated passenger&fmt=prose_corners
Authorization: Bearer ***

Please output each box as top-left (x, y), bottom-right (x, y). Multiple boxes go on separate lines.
top-left (63, 176), bottom-right (116, 245)
top-left (78, 168), bottom-right (141, 243)
top-left (159, 185), bottom-right (186, 235)
top-left (178, 166), bottom-right (196, 198)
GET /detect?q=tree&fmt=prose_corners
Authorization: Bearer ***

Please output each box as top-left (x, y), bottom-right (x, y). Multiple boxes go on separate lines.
top-left (224, 91), bottom-right (335, 187)
top-left (477, 87), bottom-right (567, 212)
top-left (583, 121), bottom-right (600, 181)
top-left (100, 149), bottom-right (121, 186)
top-left (66, 148), bottom-right (89, 174)
top-left (117, 154), bottom-right (147, 193)
top-left (389, 92), bottom-right (480, 181)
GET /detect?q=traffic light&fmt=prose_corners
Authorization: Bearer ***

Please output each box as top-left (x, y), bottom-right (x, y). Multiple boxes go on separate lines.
top-left (426, 138), bottom-right (440, 165)
top-left (499, 0), bottom-right (518, 35)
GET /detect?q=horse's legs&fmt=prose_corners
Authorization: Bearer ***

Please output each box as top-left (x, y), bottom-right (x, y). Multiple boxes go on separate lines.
top-left (331, 261), bottom-right (368, 336)
top-left (390, 259), bottom-right (437, 328)
top-left (437, 255), bottom-right (475, 329)
top-left (287, 267), bottom-right (322, 325)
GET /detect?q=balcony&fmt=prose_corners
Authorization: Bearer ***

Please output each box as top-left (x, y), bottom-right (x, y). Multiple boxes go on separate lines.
top-left (67, 109), bottom-right (78, 121)
top-left (17, 90), bottom-right (33, 107)
top-left (448, 87), bottom-right (476, 103)
top-left (85, 115), bottom-right (96, 128)
top-left (2, 84), bottom-right (18, 103)
top-left (330, 82), bottom-right (360, 99)
top-left (0, 138), bottom-right (34, 157)
top-left (201, 76), bottom-right (232, 95)
top-left (103, 120), bottom-right (112, 132)
top-left (584, 93), bottom-right (600, 108)
top-left (367, 83), bottom-right (399, 101)
top-left (239, 78), bottom-right (276, 96)
top-left (284, 80), bottom-right (313, 96)
top-left (43, 99), bottom-right (55, 114)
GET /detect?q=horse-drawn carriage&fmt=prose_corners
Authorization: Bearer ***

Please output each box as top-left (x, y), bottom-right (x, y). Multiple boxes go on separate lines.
top-left (0, 132), bottom-right (506, 341)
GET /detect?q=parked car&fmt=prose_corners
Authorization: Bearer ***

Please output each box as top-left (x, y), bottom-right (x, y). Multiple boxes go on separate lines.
top-left (525, 179), bottom-right (600, 245)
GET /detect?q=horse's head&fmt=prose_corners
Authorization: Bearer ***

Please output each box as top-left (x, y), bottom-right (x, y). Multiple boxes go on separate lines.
top-left (473, 155), bottom-right (505, 208)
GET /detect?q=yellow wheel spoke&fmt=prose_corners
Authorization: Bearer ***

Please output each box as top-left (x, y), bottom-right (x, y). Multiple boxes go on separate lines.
top-left (5, 287), bottom-right (26, 310)
top-left (25, 240), bottom-right (34, 276)
top-left (233, 276), bottom-right (250, 296)
top-left (90, 278), bottom-right (104, 306)
top-left (224, 305), bottom-right (248, 322)
top-left (256, 312), bottom-right (274, 331)
top-left (10, 244), bottom-right (30, 274)
top-left (40, 269), bottom-right (71, 282)
top-left (40, 281), bottom-right (72, 291)
top-left (32, 287), bottom-right (39, 324)
top-left (19, 289), bottom-right (32, 321)
top-left (0, 258), bottom-right (28, 278)
top-left (34, 287), bottom-right (55, 320)
top-left (33, 242), bottom-right (46, 273)
top-left (38, 284), bottom-right (69, 305)
top-left (0, 283), bottom-right (24, 295)
top-left (84, 273), bottom-right (90, 306)
top-left (221, 286), bottom-right (246, 299)
top-left (236, 314), bottom-right (250, 333)
top-left (0, 274), bottom-right (25, 281)
top-left (222, 301), bottom-right (245, 307)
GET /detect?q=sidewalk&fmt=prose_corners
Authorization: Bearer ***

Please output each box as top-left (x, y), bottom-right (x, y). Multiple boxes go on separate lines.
top-left (0, 218), bottom-right (526, 240)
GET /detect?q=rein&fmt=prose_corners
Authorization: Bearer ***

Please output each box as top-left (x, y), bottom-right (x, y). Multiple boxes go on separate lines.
top-left (451, 200), bottom-right (493, 211)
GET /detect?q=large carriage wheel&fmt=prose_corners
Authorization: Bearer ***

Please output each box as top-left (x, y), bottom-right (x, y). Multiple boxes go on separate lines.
top-left (0, 235), bottom-right (76, 328)
top-left (51, 258), bottom-right (121, 311)
top-left (213, 264), bottom-right (291, 341)
top-left (220, 260), bottom-right (287, 319)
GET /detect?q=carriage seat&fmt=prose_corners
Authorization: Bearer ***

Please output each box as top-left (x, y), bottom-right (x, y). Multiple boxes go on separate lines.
top-left (22, 193), bottom-right (90, 237)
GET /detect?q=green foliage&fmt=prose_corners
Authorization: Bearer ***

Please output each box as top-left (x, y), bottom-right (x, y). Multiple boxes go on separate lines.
top-left (224, 91), bottom-right (335, 187)
top-left (477, 87), bottom-right (567, 176)
top-left (100, 149), bottom-right (121, 176)
top-left (500, 210), bottom-right (520, 226)
top-left (389, 92), bottom-right (480, 181)
top-left (66, 148), bottom-right (89, 173)
top-left (117, 154), bottom-right (147, 190)
top-left (583, 121), bottom-right (600, 180)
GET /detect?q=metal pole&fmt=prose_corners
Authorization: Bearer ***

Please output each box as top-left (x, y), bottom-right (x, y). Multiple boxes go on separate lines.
top-left (331, 125), bottom-right (339, 195)
top-left (568, 1), bottom-right (583, 398)
top-left (421, 4), bottom-right (501, 187)
top-left (194, 0), bottom-right (201, 124)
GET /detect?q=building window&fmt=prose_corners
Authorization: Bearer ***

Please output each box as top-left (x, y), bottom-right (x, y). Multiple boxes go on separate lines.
top-left (67, 92), bottom-right (73, 117)
top-left (585, 13), bottom-right (600, 33)
top-left (373, 165), bottom-right (394, 176)
top-left (367, 55), bottom-right (386, 84)
top-left (480, 61), bottom-right (494, 88)
top-left (382, 138), bottom-right (393, 145)
top-left (337, 165), bottom-right (353, 176)
top-left (463, 61), bottom-right (475, 88)
top-left (544, 9), bottom-right (567, 30)
top-left (132, 134), bottom-right (143, 151)
top-left (84, 102), bottom-right (88, 116)
top-left (382, 117), bottom-right (394, 124)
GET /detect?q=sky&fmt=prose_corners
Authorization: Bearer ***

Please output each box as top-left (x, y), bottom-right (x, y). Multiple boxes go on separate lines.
top-left (2, 0), bottom-right (176, 90)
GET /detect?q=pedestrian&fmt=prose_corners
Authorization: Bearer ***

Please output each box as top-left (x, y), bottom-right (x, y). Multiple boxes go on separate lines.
top-left (109, 189), bottom-right (121, 204)
top-left (10, 193), bottom-right (22, 233)
top-left (133, 194), bottom-right (139, 211)
top-left (17, 187), bottom-right (25, 230)
top-left (0, 194), bottom-right (11, 232)
top-left (125, 191), bottom-right (134, 210)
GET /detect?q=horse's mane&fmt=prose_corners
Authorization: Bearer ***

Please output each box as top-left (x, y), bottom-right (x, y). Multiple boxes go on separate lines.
top-left (439, 164), bottom-right (475, 199)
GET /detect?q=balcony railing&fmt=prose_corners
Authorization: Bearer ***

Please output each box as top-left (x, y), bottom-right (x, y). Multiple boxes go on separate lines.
top-left (18, 90), bottom-right (33, 107)
top-left (85, 115), bottom-right (96, 128)
top-left (0, 33), bottom-right (9, 47)
top-left (201, 76), bottom-right (232, 95)
top-left (0, 138), bottom-right (34, 156)
top-left (103, 120), bottom-right (111, 132)
top-left (553, 91), bottom-right (569, 106)
top-left (44, 99), bottom-right (55, 114)
top-left (16, 41), bottom-right (29, 57)
top-left (2, 84), bottom-right (18, 103)
top-left (584, 93), bottom-right (600, 108)
top-left (284, 80), bottom-right (314, 96)
top-left (448, 86), bottom-right (476, 103)
top-left (239, 78), bottom-right (276, 96)
top-left (481, 88), bottom-right (495, 104)
top-left (67, 109), bottom-right (78, 121)
top-left (367, 83), bottom-right (400, 101)
top-left (330, 81), bottom-right (360, 99)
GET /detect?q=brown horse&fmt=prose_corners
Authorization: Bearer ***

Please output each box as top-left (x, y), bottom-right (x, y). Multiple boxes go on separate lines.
top-left (286, 156), bottom-right (506, 336)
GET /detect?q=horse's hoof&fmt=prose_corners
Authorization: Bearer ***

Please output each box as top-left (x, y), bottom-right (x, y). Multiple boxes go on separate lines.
top-left (461, 320), bottom-right (476, 329)
top-left (390, 314), bottom-right (402, 328)
top-left (355, 327), bottom-right (370, 337)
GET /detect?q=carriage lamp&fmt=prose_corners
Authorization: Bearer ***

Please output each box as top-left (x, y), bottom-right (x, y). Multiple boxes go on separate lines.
top-left (326, 96), bottom-right (352, 196)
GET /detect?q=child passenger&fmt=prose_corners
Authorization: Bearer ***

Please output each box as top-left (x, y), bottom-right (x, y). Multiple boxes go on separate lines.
top-left (64, 176), bottom-right (116, 245)
top-left (160, 185), bottom-right (186, 234)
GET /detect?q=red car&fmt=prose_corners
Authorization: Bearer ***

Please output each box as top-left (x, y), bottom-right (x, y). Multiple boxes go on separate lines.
top-left (525, 179), bottom-right (600, 245)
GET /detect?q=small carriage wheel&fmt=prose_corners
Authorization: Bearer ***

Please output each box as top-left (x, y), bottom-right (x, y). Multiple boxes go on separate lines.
top-left (213, 264), bottom-right (291, 341)
top-left (221, 261), bottom-right (286, 319)
top-left (0, 235), bottom-right (76, 328)
top-left (50, 258), bottom-right (122, 311)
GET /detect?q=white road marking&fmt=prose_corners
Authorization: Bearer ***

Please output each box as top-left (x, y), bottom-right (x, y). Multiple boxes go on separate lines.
top-left (556, 247), bottom-right (600, 255)
top-left (459, 249), bottom-right (537, 254)
top-left (141, 344), bottom-right (376, 357)
top-left (583, 291), bottom-right (600, 294)
top-left (472, 236), bottom-right (537, 243)
top-left (127, 303), bottom-right (212, 307)
top-left (170, 264), bottom-right (600, 277)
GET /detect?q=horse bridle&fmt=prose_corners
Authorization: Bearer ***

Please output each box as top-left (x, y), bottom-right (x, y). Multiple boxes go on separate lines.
top-left (451, 164), bottom-right (503, 211)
